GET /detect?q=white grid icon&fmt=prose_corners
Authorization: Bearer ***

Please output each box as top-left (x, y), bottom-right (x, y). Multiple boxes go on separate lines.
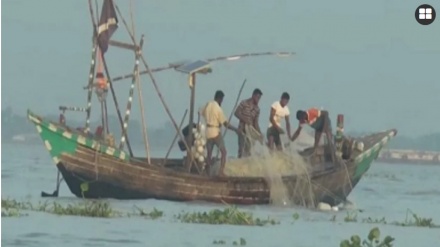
top-left (419, 8), bottom-right (433, 20)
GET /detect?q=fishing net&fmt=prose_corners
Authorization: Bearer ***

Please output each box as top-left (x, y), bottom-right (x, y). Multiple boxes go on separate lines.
top-left (211, 125), bottom-right (317, 208)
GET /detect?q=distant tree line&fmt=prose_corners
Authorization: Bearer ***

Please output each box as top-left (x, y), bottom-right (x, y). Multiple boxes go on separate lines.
top-left (2, 108), bottom-right (440, 152)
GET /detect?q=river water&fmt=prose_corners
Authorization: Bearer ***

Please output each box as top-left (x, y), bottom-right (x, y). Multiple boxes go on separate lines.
top-left (1, 143), bottom-right (439, 246)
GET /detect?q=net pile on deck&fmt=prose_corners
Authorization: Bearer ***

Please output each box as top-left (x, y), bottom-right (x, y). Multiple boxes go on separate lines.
top-left (211, 125), bottom-right (314, 177)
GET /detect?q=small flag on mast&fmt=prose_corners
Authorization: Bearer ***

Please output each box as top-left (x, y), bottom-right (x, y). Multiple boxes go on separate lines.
top-left (97, 0), bottom-right (118, 54)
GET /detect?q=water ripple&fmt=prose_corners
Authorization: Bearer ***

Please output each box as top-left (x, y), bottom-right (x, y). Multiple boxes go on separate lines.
top-left (405, 189), bottom-right (440, 196)
top-left (21, 232), bottom-right (50, 238)
top-left (85, 238), bottom-right (142, 244)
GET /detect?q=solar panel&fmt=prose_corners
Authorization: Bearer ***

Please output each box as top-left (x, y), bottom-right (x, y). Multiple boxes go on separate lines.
top-left (175, 60), bottom-right (211, 74)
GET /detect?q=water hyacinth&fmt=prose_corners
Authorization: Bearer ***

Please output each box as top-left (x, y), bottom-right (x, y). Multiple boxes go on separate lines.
top-left (340, 227), bottom-right (394, 247)
top-left (1, 198), bottom-right (118, 218)
top-left (175, 206), bottom-right (279, 226)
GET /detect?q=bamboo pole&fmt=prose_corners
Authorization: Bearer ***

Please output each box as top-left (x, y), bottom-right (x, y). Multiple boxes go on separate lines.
top-left (84, 42), bottom-right (98, 133)
top-left (135, 36), bottom-right (152, 164)
top-left (118, 37), bottom-right (144, 150)
top-left (88, 0), bottom-right (134, 157)
top-left (84, 0), bottom-right (100, 133)
top-left (110, 52), bottom-right (295, 83)
top-left (186, 73), bottom-right (196, 172)
top-left (162, 109), bottom-right (188, 166)
top-left (215, 78), bottom-right (246, 159)
top-left (113, 3), bottom-right (191, 165)
top-left (129, 0), bottom-right (135, 38)
top-left (223, 78), bottom-right (247, 138)
top-left (100, 101), bottom-right (105, 132)
top-left (128, 1), bottom-right (151, 164)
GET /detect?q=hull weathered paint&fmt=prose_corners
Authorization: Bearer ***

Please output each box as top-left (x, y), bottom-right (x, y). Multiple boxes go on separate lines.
top-left (28, 110), bottom-right (397, 206)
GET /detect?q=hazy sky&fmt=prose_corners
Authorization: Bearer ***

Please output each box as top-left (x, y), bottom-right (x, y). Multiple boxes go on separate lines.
top-left (2, 0), bottom-right (439, 137)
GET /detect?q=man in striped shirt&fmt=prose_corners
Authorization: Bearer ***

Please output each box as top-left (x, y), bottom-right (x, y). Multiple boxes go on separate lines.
top-left (291, 108), bottom-right (332, 152)
top-left (234, 88), bottom-right (263, 157)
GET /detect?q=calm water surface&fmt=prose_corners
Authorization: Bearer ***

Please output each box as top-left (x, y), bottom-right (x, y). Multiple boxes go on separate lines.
top-left (2, 143), bottom-right (440, 247)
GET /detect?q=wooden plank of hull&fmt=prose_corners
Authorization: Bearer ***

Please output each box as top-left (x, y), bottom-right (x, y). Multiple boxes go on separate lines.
top-left (59, 151), bottom-right (270, 204)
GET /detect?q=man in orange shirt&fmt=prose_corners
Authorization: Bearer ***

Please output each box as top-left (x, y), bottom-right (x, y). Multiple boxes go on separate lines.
top-left (290, 108), bottom-right (332, 152)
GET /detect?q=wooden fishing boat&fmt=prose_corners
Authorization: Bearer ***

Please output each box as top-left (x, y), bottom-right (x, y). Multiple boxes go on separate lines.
top-left (27, 109), bottom-right (397, 206)
top-left (27, 0), bottom-right (397, 207)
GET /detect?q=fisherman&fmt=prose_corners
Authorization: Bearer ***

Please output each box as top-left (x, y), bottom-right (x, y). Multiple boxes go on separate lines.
top-left (177, 123), bottom-right (197, 152)
top-left (94, 49), bottom-right (109, 102)
top-left (290, 108), bottom-right (333, 154)
top-left (234, 88), bottom-right (263, 158)
top-left (200, 90), bottom-right (240, 177)
top-left (267, 92), bottom-right (291, 151)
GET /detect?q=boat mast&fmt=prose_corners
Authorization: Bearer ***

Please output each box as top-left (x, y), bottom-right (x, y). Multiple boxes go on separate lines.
top-left (187, 73), bottom-right (196, 171)
top-left (84, 41), bottom-right (98, 133)
top-left (87, 0), bottom-right (134, 157)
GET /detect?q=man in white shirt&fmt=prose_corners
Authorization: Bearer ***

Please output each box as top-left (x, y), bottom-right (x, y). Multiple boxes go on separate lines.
top-left (266, 92), bottom-right (291, 150)
top-left (200, 90), bottom-right (240, 176)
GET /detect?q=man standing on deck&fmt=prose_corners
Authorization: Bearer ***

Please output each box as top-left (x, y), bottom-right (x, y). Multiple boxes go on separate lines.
top-left (267, 92), bottom-right (292, 151)
top-left (290, 108), bottom-right (333, 154)
top-left (201, 90), bottom-right (240, 177)
top-left (234, 88), bottom-right (263, 158)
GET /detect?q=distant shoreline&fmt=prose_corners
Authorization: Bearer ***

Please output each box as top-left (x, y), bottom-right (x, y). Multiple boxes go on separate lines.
top-left (376, 149), bottom-right (440, 165)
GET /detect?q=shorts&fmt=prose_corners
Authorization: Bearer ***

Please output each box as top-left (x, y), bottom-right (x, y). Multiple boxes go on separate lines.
top-left (266, 126), bottom-right (282, 147)
top-left (206, 134), bottom-right (225, 151)
top-left (310, 114), bottom-right (331, 132)
top-left (238, 129), bottom-right (252, 157)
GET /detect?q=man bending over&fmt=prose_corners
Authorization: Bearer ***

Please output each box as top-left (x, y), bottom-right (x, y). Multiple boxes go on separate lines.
top-left (291, 108), bottom-right (333, 153)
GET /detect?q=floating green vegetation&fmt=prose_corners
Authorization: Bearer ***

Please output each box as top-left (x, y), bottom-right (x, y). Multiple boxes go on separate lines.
top-left (391, 210), bottom-right (439, 228)
top-left (344, 211), bottom-right (358, 222)
top-left (292, 212), bottom-right (300, 220)
top-left (133, 206), bottom-right (164, 219)
top-left (1, 198), bottom-right (164, 219)
top-left (2, 198), bottom-right (32, 210)
top-left (1, 198), bottom-right (119, 218)
top-left (213, 240), bottom-right (226, 245)
top-left (340, 227), bottom-right (394, 247)
top-left (233, 238), bottom-right (247, 246)
top-left (213, 238), bottom-right (246, 246)
top-left (362, 217), bottom-right (387, 225)
top-left (330, 208), bottom-right (438, 229)
top-left (50, 201), bottom-right (118, 217)
top-left (175, 206), bottom-right (279, 226)
top-left (1, 208), bottom-right (28, 217)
